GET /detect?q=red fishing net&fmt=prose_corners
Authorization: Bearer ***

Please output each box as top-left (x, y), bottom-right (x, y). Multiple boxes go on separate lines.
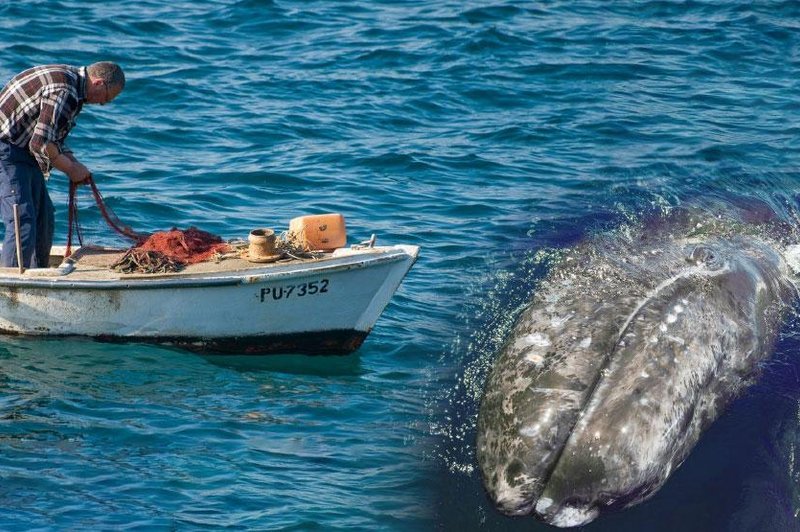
top-left (68, 177), bottom-right (231, 266)
top-left (136, 227), bottom-right (230, 264)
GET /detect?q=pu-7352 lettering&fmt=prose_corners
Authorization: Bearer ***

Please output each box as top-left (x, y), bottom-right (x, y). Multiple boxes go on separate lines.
top-left (260, 279), bottom-right (330, 302)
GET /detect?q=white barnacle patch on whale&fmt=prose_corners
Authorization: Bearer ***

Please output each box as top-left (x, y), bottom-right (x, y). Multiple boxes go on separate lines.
top-left (523, 333), bottom-right (551, 347)
top-left (580, 336), bottom-right (592, 348)
top-left (535, 497), bottom-right (553, 513)
top-left (786, 244), bottom-right (800, 274)
top-left (520, 424), bottom-right (541, 438)
top-left (525, 352), bottom-right (545, 365)
top-left (551, 506), bottom-right (600, 528)
top-left (550, 313), bottom-right (572, 328)
top-left (494, 473), bottom-right (533, 512)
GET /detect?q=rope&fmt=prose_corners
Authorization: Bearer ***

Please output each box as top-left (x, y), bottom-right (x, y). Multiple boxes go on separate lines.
top-left (277, 230), bottom-right (324, 260)
top-left (65, 178), bottom-right (250, 274)
top-left (66, 176), bottom-right (147, 257)
top-left (110, 248), bottom-right (183, 274)
top-left (66, 180), bottom-right (83, 257)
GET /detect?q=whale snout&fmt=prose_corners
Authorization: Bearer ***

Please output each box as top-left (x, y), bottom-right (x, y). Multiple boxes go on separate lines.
top-left (535, 498), bottom-right (599, 528)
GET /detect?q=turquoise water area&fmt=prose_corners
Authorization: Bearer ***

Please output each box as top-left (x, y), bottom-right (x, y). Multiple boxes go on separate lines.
top-left (1, 1), bottom-right (800, 530)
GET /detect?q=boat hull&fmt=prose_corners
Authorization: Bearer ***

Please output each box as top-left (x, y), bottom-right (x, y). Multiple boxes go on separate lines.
top-left (96, 329), bottom-right (368, 355)
top-left (0, 245), bottom-right (418, 355)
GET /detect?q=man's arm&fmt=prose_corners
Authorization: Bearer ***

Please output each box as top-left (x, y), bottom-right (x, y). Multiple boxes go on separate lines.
top-left (29, 87), bottom-right (89, 183)
top-left (44, 143), bottom-right (91, 183)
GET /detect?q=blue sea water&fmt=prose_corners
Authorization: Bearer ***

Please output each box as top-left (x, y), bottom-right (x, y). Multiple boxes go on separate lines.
top-left (1, 0), bottom-right (800, 530)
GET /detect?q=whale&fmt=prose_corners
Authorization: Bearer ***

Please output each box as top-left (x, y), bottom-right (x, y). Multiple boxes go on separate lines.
top-left (476, 214), bottom-right (798, 527)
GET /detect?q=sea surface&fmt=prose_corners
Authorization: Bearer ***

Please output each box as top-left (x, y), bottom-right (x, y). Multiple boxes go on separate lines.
top-left (1, 1), bottom-right (800, 530)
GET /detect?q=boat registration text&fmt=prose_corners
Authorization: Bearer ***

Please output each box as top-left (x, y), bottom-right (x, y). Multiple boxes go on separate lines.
top-left (260, 279), bottom-right (330, 302)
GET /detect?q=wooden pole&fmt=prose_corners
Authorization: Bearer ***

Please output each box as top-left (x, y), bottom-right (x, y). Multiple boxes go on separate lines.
top-left (12, 203), bottom-right (23, 274)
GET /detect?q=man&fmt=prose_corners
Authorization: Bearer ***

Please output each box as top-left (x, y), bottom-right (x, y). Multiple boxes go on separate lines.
top-left (0, 62), bottom-right (124, 268)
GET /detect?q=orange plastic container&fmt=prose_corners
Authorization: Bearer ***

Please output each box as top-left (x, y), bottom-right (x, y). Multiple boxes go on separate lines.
top-left (288, 213), bottom-right (347, 251)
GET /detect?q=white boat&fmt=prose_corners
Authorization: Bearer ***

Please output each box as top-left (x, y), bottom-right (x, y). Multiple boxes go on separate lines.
top-left (0, 242), bottom-right (419, 355)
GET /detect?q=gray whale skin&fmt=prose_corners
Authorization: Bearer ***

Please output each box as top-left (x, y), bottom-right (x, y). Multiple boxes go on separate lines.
top-left (477, 231), bottom-right (797, 527)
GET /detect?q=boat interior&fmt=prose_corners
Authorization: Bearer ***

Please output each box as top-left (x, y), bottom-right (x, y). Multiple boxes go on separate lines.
top-left (0, 244), bottom-right (382, 281)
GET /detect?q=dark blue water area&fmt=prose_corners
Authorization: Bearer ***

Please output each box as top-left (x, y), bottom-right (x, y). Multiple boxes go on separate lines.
top-left (0, 0), bottom-right (799, 530)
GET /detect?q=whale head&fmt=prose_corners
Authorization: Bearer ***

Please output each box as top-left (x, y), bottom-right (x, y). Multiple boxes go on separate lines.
top-left (477, 232), bottom-right (796, 526)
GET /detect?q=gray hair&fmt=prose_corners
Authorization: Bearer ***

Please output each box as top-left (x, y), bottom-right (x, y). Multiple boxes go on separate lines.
top-left (87, 61), bottom-right (125, 90)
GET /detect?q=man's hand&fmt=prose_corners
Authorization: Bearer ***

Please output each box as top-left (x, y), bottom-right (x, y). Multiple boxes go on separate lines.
top-left (43, 142), bottom-right (91, 184)
top-left (66, 160), bottom-right (91, 184)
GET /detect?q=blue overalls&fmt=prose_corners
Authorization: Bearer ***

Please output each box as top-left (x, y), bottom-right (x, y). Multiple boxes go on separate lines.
top-left (0, 140), bottom-right (54, 268)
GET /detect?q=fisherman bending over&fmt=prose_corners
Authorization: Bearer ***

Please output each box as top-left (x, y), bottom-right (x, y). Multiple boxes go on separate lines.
top-left (0, 62), bottom-right (125, 268)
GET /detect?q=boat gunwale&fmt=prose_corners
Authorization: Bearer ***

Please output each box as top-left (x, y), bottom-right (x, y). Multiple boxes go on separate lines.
top-left (0, 245), bottom-right (419, 291)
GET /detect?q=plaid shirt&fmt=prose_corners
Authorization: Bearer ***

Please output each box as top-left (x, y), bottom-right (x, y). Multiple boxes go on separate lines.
top-left (0, 64), bottom-right (87, 176)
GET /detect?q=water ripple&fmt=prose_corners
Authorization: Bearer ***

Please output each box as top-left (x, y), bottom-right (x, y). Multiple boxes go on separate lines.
top-left (1, 0), bottom-right (800, 529)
